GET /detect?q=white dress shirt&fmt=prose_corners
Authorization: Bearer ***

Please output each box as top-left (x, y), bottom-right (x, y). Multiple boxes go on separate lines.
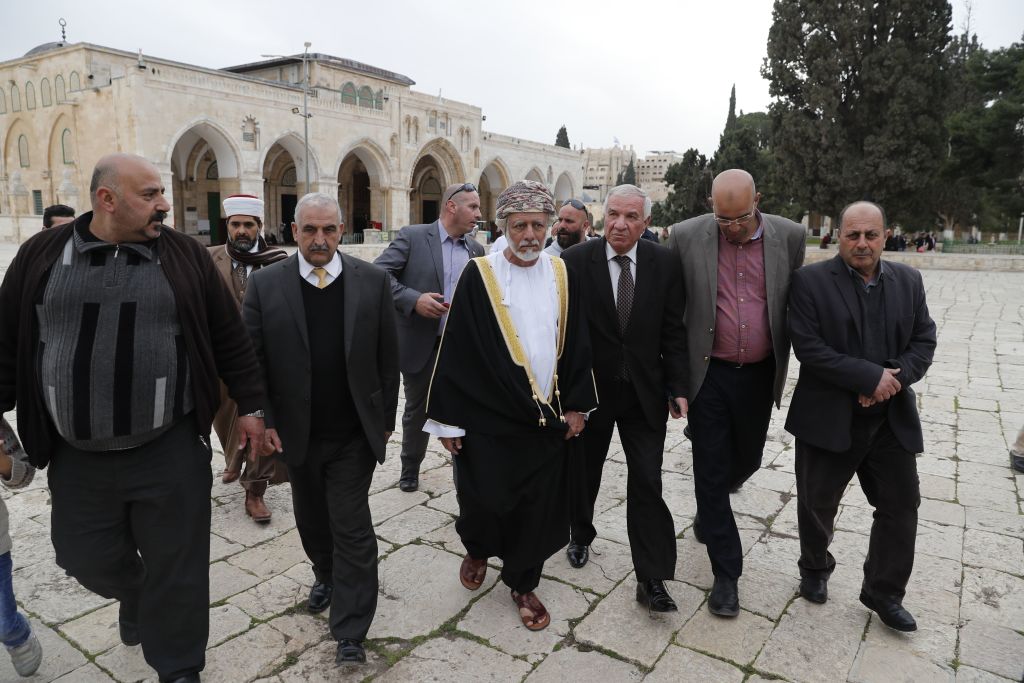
top-left (606, 241), bottom-right (638, 304)
top-left (297, 249), bottom-right (343, 287)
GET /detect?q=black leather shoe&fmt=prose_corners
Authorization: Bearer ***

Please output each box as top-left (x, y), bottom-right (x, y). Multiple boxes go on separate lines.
top-left (161, 675), bottom-right (200, 683)
top-left (729, 482), bottom-right (743, 494)
top-left (566, 541), bottom-right (589, 568)
top-left (692, 515), bottom-right (705, 544)
top-left (307, 581), bottom-right (333, 613)
top-left (1011, 452), bottom-right (1024, 474)
top-left (636, 579), bottom-right (678, 612)
top-left (336, 639), bottom-right (366, 664)
top-left (799, 577), bottom-right (828, 604)
top-left (399, 475), bottom-right (419, 492)
top-left (119, 601), bottom-right (140, 646)
top-left (708, 576), bottom-right (739, 617)
top-left (859, 590), bottom-right (917, 632)
top-left (683, 424), bottom-right (692, 440)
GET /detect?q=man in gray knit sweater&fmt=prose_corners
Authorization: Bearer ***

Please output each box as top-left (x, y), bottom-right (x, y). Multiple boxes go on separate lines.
top-left (0, 154), bottom-right (267, 683)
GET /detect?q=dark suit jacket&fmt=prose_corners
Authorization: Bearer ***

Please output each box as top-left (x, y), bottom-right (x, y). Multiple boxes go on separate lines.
top-left (243, 252), bottom-right (400, 465)
top-left (561, 237), bottom-right (688, 430)
top-left (667, 212), bottom-right (806, 406)
top-left (374, 222), bottom-right (485, 374)
top-left (785, 255), bottom-right (936, 454)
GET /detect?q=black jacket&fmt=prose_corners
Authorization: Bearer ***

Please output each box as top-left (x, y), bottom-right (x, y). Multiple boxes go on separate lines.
top-left (0, 213), bottom-right (266, 467)
top-left (785, 255), bottom-right (936, 453)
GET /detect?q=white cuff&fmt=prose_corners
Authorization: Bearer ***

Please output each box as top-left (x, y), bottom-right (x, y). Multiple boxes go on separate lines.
top-left (423, 419), bottom-right (465, 438)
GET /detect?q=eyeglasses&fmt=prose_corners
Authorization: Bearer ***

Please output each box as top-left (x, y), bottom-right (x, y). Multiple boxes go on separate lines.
top-left (444, 183), bottom-right (477, 204)
top-left (561, 198), bottom-right (586, 211)
top-left (713, 210), bottom-right (756, 227)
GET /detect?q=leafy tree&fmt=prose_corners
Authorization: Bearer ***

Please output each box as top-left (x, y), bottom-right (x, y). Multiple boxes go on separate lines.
top-left (762, 0), bottom-right (953, 225)
top-left (650, 149), bottom-right (713, 225)
top-left (616, 159), bottom-right (637, 186)
top-left (555, 125), bottom-right (570, 149)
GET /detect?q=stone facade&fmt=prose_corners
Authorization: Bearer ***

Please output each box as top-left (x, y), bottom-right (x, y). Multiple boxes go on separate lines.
top-left (637, 150), bottom-right (683, 203)
top-left (0, 41), bottom-right (583, 243)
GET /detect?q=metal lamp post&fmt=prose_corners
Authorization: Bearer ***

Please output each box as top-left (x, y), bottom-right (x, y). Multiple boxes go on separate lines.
top-left (262, 43), bottom-right (313, 193)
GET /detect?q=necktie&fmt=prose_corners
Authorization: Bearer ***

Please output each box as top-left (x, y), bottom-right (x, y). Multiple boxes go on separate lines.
top-left (232, 262), bottom-right (247, 296)
top-left (614, 255), bottom-right (634, 333)
top-left (312, 267), bottom-right (328, 289)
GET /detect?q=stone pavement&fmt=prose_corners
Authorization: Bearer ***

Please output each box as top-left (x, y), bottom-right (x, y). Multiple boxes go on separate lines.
top-left (0, 258), bottom-right (1022, 682)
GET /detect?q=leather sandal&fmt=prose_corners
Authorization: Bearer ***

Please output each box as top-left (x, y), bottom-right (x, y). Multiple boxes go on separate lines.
top-left (221, 469), bottom-right (241, 484)
top-left (511, 590), bottom-right (551, 631)
top-left (459, 555), bottom-right (487, 591)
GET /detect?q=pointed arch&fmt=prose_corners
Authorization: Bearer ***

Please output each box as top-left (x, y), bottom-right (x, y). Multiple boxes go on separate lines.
top-left (258, 131), bottom-right (323, 187)
top-left (409, 137), bottom-right (466, 187)
top-left (165, 118), bottom-right (242, 180)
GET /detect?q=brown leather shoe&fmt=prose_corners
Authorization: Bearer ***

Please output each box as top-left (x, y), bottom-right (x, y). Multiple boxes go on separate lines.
top-left (245, 491), bottom-right (272, 523)
top-left (459, 554), bottom-right (487, 591)
top-left (221, 469), bottom-right (241, 484)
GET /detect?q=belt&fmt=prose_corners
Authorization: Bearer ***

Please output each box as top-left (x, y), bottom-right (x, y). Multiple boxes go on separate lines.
top-left (709, 356), bottom-right (773, 369)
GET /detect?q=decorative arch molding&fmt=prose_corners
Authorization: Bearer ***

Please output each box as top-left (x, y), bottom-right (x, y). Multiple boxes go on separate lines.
top-left (409, 136), bottom-right (465, 188)
top-left (166, 118), bottom-right (242, 180)
top-left (333, 138), bottom-right (392, 188)
top-left (553, 172), bottom-right (574, 203)
top-left (524, 166), bottom-right (545, 184)
top-left (257, 131), bottom-right (323, 185)
top-left (478, 156), bottom-right (511, 192)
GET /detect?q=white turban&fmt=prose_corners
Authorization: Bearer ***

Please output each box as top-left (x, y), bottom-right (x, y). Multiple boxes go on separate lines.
top-left (222, 194), bottom-right (264, 220)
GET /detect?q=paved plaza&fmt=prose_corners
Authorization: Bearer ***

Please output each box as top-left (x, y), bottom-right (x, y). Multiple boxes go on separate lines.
top-left (0, 245), bottom-right (1022, 682)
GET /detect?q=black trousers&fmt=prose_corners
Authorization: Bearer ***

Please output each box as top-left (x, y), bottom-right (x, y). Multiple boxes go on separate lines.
top-left (48, 416), bottom-right (212, 682)
top-left (689, 358), bottom-right (774, 580)
top-left (796, 415), bottom-right (920, 601)
top-left (400, 338), bottom-right (441, 472)
top-left (288, 434), bottom-right (378, 642)
top-left (570, 379), bottom-right (676, 581)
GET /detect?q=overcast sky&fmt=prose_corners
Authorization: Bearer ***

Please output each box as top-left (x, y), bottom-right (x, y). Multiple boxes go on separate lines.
top-left (4, 0), bottom-right (1021, 158)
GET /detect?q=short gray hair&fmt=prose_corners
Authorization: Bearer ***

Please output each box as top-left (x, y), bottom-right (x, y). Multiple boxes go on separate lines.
top-left (604, 184), bottom-right (651, 220)
top-left (294, 192), bottom-right (343, 226)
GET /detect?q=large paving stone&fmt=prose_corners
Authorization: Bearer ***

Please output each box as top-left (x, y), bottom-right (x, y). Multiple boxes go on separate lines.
top-left (0, 619), bottom-right (88, 682)
top-left (209, 532), bottom-right (246, 562)
top-left (736, 567), bottom-right (799, 620)
top-left (541, 538), bottom-right (635, 595)
top-left (525, 647), bottom-right (643, 682)
top-left (209, 603), bottom-right (255, 647)
top-left (227, 574), bottom-right (306, 620)
top-left (676, 607), bottom-right (775, 666)
top-left (957, 482), bottom-right (1019, 511)
top-left (573, 573), bottom-right (703, 668)
top-left (919, 472), bottom-right (957, 501)
top-left (52, 663), bottom-right (115, 682)
top-left (958, 620), bottom-right (1024, 681)
top-left (9, 517), bottom-right (55, 571)
top-left (955, 665), bottom-right (1018, 682)
top-left (375, 504), bottom-right (452, 545)
top-left (276, 638), bottom-right (388, 682)
top-left (95, 643), bottom-right (155, 682)
top-left (417, 463), bottom-right (456, 497)
top-left (59, 602), bottom-right (121, 655)
top-left (918, 498), bottom-right (966, 527)
top-left (965, 507), bottom-right (1024, 540)
top-left (225, 528), bottom-right (307, 576)
top-left (457, 576), bottom-right (592, 661)
top-left (848, 642), bottom-right (954, 682)
top-left (265, 612), bottom-right (329, 653)
top-left (729, 484), bottom-right (788, 522)
top-left (377, 636), bottom-right (532, 682)
top-left (962, 529), bottom-right (1023, 575)
top-left (424, 489), bottom-right (460, 516)
top-left (645, 644), bottom-right (745, 683)
top-left (957, 461), bottom-right (1017, 490)
top-left (368, 488), bottom-right (428, 524)
top-left (12, 560), bottom-right (113, 625)
top-left (861, 604), bottom-right (958, 669)
top-left (203, 623), bottom-right (291, 681)
top-left (917, 519), bottom-right (966, 561)
top-left (755, 598), bottom-right (867, 683)
top-left (369, 544), bottom-right (496, 640)
top-left (961, 568), bottom-right (1024, 629)
top-left (209, 559), bottom-right (262, 603)
top-left (210, 489), bottom-right (295, 548)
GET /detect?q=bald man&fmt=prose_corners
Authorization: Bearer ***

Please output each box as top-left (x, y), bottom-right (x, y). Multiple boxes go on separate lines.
top-left (786, 201), bottom-right (935, 631)
top-left (667, 169), bottom-right (805, 617)
top-left (0, 153), bottom-right (266, 682)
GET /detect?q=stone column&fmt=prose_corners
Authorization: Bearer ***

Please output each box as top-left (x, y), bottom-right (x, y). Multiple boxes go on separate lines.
top-left (388, 186), bottom-right (411, 231)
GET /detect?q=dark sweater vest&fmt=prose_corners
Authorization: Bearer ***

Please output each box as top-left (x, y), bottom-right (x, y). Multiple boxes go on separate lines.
top-left (854, 276), bottom-right (888, 416)
top-left (300, 278), bottom-right (361, 441)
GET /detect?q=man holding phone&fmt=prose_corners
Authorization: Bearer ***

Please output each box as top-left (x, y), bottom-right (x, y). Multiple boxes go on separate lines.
top-left (375, 183), bottom-right (485, 492)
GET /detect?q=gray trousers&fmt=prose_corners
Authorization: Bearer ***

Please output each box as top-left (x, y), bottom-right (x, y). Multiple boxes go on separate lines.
top-left (400, 338), bottom-right (440, 472)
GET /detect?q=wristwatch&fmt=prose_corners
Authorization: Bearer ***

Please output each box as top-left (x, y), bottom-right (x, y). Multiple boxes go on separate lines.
top-left (242, 409), bottom-right (265, 419)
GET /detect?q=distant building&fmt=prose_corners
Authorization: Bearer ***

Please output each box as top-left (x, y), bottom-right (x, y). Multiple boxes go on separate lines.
top-left (636, 150), bottom-right (683, 203)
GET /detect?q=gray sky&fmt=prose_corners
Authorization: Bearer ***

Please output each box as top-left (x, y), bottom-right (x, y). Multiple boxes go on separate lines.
top-left (4, 0), bottom-right (1021, 157)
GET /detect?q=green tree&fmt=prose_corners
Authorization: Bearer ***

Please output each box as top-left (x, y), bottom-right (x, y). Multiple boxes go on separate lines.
top-left (616, 159), bottom-right (637, 186)
top-left (651, 149), bottom-right (713, 225)
top-left (555, 125), bottom-right (570, 149)
top-left (762, 0), bottom-right (953, 225)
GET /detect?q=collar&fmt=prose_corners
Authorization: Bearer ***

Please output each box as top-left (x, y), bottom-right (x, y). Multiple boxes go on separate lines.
top-left (845, 258), bottom-right (886, 289)
top-left (297, 249), bottom-right (343, 279)
top-left (605, 240), bottom-right (638, 264)
top-left (73, 211), bottom-right (157, 260)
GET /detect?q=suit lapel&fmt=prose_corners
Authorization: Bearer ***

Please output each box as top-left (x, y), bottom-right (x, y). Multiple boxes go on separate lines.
top-left (281, 254), bottom-right (310, 353)
top-left (629, 240), bottom-right (654, 336)
top-left (701, 217), bottom-right (719, 315)
top-left (761, 215), bottom-right (783, 332)
top-left (880, 261), bottom-right (900, 354)
top-left (829, 255), bottom-right (863, 340)
top-left (591, 239), bottom-right (618, 333)
top-left (342, 254), bottom-right (360, 362)
top-left (427, 221), bottom-right (444, 290)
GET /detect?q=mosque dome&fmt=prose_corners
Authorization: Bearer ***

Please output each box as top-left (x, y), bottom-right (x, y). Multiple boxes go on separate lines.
top-left (24, 41), bottom-right (70, 57)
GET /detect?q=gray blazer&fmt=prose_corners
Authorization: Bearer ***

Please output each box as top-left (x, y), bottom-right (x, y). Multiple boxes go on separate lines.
top-left (374, 221), bottom-right (485, 374)
top-left (667, 213), bottom-right (806, 406)
top-left (242, 253), bottom-right (400, 465)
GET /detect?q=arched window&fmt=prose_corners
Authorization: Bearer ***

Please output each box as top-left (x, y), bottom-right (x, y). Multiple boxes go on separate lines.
top-left (55, 74), bottom-right (66, 102)
top-left (0, 88), bottom-right (6, 114)
top-left (358, 86), bottom-right (373, 108)
top-left (375, 89), bottom-right (384, 110)
top-left (206, 161), bottom-right (219, 180)
top-left (61, 129), bottom-right (74, 164)
top-left (11, 84), bottom-right (21, 111)
top-left (341, 82), bottom-right (357, 105)
top-left (25, 82), bottom-right (36, 110)
top-left (281, 167), bottom-right (297, 187)
top-left (428, 111), bottom-right (437, 131)
top-left (18, 135), bottom-right (30, 168)
top-left (69, 71), bottom-right (81, 91)
top-left (40, 78), bottom-right (52, 106)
